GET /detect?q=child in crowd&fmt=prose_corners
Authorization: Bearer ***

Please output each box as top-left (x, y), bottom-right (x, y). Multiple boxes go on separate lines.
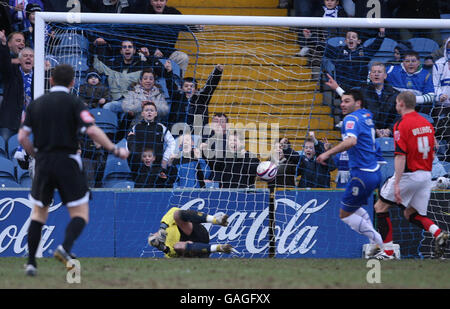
top-left (127, 101), bottom-right (176, 181)
top-left (78, 70), bottom-right (111, 109)
top-left (166, 133), bottom-right (210, 188)
top-left (297, 133), bottom-right (336, 188)
top-left (134, 148), bottom-right (167, 188)
top-left (297, 0), bottom-right (348, 67)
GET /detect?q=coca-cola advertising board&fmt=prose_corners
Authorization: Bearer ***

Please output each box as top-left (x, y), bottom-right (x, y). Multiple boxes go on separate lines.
top-left (0, 189), bottom-right (372, 258)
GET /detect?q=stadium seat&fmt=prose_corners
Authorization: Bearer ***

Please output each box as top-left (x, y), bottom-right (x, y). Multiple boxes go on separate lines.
top-left (376, 137), bottom-right (395, 155)
top-left (407, 38), bottom-right (440, 59)
top-left (102, 153), bottom-right (132, 187)
top-left (90, 108), bottom-right (119, 134)
top-left (16, 165), bottom-right (32, 188)
top-left (109, 180), bottom-right (135, 189)
top-left (0, 178), bottom-right (21, 188)
top-left (327, 36), bottom-right (345, 47)
top-left (0, 136), bottom-right (7, 158)
top-left (57, 54), bottom-right (89, 72)
top-left (7, 134), bottom-right (19, 160)
top-left (379, 156), bottom-right (394, 184)
top-left (442, 161), bottom-right (450, 174)
top-left (0, 157), bottom-right (18, 181)
top-left (54, 33), bottom-right (89, 54)
top-left (418, 112), bottom-right (434, 124)
top-left (364, 37), bottom-right (398, 58)
top-left (436, 140), bottom-right (448, 161)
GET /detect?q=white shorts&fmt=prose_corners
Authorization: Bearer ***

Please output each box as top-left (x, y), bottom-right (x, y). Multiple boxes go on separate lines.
top-left (380, 170), bottom-right (432, 216)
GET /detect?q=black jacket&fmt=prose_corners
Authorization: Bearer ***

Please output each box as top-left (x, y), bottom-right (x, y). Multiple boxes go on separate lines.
top-left (220, 151), bottom-right (260, 189)
top-left (360, 82), bottom-right (399, 131)
top-left (127, 120), bottom-right (168, 175)
top-left (165, 66), bottom-right (223, 130)
top-left (0, 43), bottom-right (33, 131)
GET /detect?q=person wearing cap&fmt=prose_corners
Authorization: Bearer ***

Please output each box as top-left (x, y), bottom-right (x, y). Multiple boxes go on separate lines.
top-left (8, 0), bottom-right (43, 32)
top-left (78, 70), bottom-right (112, 109)
top-left (22, 2), bottom-right (41, 48)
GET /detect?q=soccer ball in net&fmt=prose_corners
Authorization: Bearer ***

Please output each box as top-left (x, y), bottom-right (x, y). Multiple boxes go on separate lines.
top-left (257, 161), bottom-right (278, 181)
top-left (435, 177), bottom-right (449, 189)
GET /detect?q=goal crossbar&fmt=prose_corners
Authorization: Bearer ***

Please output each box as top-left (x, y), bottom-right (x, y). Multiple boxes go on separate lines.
top-left (33, 12), bottom-right (450, 98)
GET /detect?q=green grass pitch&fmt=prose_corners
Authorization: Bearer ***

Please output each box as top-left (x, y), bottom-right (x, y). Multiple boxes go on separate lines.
top-left (1, 257), bottom-right (449, 289)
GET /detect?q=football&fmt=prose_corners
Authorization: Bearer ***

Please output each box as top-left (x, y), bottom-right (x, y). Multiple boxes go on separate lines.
top-left (436, 177), bottom-right (449, 189)
top-left (257, 161), bottom-right (278, 181)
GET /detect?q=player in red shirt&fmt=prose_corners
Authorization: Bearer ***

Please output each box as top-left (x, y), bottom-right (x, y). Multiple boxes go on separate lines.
top-left (373, 91), bottom-right (448, 259)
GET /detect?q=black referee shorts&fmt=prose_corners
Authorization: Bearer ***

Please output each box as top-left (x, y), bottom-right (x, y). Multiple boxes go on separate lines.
top-left (30, 152), bottom-right (89, 207)
top-left (179, 223), bottom-right (210, 258)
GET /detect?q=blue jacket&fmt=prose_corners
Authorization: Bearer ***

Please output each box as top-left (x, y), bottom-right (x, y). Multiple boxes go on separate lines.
top-left (324, 33), bottom-right (384, 90)
top-left (168, 155), bottom-right (211, 188)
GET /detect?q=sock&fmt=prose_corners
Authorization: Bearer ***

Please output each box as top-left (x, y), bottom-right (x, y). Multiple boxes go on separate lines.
top-left (354, 208), bottom-right (370, 222)
top-left (185, 242), bottom-right (211, 255)
top-left (62, 217), bottom-right (86, 253)
top-left (341, 213), bottom-right (383, 246)
top-left (409, 213), bottom-right (441, 237)
top-left (179, 210), bottom-right (208, 224)
top-left (376, 212), bottom-right (394, 255)
top-left (27, 220), bottom-right (44, 267)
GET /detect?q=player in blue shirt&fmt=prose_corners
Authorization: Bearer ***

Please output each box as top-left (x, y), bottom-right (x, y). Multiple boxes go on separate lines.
top-left (317, 89), bottom-right (384, 251)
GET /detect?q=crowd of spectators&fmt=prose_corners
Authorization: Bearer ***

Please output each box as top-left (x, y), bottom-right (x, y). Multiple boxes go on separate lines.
top-left (0, 0), bottom-right (449, 189)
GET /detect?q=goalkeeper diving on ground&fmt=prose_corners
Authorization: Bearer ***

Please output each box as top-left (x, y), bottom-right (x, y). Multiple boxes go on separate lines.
top-left (147, 207), bottom-right (237, 258)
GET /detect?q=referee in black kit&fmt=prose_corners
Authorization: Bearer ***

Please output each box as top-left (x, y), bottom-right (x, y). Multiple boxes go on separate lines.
top-left (18, 64), bottom-right (129, 276)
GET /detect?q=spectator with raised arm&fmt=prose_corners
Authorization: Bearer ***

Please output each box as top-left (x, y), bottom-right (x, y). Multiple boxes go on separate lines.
top-left (200, 112), bottom-right (229, 187)
top-left (8, 0), bottom-right (43, 32)
top-left (268, 137), bottom-right (300, 188)
top-left (297, 133), bottom-right (336, 188)
top-left (92, 39), bottom-right (162, 103)
top-left (326, 62), bottom-right (399, 137)
top-left (0, 29), bottom-right (33, 142)
top-left (324, 28), bottom-right (385, 91)
top-left (219, 131), bottom-right (260, 189)
top-left (163, 60), bottom-right (223, 133)
top-left (6, 31), bottom-right (25, 62)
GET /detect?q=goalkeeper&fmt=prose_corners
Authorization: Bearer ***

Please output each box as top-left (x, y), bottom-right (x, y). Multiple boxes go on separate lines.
top-left (148, 207), bottom-right (234, 258)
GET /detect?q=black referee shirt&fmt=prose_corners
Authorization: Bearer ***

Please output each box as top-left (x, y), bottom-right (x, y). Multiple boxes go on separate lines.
top-left (22, 86), bottom-right (95, 154)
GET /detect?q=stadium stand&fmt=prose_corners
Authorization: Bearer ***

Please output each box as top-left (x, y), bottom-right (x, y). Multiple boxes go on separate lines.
top-left (0, 136), bottom-right (7, 158)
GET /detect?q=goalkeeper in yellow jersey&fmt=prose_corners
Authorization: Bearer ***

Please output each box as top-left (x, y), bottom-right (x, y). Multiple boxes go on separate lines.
top-left (148, 207), bottom-right (235, 258)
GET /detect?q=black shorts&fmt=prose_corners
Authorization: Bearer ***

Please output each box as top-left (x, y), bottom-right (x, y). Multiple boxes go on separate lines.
top-left (179, 223), bottom-right (210, 258)
top-left (30, 152), bottom-right (89, 207)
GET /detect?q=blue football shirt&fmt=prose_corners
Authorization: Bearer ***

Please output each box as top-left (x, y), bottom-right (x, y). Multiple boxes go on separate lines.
top-left (341, 109), bottom-right (380, 170)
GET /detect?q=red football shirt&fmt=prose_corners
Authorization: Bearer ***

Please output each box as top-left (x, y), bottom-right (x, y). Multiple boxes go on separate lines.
top-left (393, 111), bottom-right (435, 172)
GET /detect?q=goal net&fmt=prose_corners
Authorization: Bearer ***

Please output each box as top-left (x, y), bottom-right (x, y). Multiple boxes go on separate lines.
top-left (33, 13), bottom-right (450, 258)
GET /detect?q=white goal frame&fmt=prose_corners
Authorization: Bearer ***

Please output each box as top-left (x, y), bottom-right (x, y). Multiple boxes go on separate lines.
top-left (33, 12), bottom-right (450, 98)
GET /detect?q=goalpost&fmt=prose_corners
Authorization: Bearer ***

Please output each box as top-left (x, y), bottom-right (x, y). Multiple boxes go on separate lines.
top-left (33, 12), bottom-right (450, 259)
